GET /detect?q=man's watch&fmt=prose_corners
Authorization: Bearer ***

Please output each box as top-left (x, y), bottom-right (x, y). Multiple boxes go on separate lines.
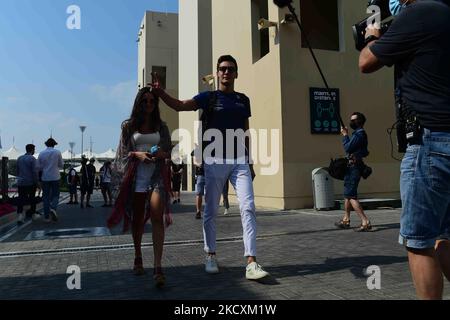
top-left (364, 35), bottom-right (379, 47)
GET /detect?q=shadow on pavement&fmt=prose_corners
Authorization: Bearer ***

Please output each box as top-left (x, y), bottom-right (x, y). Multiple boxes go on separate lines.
top-left (265, 255), bottom-right (408, 280)
top-left (0, 264), bottom-right (283, 300)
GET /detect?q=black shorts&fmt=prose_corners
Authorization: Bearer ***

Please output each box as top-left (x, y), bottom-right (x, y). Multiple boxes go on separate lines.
top-left (172, 175), bottom-right (181, 192)
top-left (101, 182), bottom-right (111, 192)
top-left (80, 183), bottom-right (94, 195)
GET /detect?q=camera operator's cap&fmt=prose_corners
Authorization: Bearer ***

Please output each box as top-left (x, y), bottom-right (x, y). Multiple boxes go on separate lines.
top-left (45, 137), bottom-right (58, 146)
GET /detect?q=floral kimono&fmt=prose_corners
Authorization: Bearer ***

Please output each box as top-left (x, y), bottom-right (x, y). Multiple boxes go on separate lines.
top-left (107, 121), bottom-right (173, 232)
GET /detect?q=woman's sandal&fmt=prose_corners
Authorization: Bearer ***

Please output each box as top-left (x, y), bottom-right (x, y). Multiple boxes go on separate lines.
top-left (153, 267), bottom-right (166, 288)
top-left (133, 257), bottom-right (145, 276)
top-left (355, 221), bottom-right (373, 232)
top-left (334, 219), bottom-right (351, 229)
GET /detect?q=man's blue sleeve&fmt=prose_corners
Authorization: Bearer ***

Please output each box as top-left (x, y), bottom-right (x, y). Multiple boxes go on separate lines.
top-left (343, 133), bottom-right (363, 155)
top-left (32, 158), bottom-right (39, 183)
top-left (193, 91), bottom-right (210, 111)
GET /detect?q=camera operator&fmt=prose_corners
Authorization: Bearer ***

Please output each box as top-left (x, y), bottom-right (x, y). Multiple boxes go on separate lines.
top-left (359, 0), bottom-right (450, 299)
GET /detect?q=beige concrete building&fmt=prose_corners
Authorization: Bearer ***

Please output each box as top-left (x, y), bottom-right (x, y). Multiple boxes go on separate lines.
top-left (179, 0), bottom-right (401, 209)
top-left (137, 11), bottom-right (179, 139)
top-left (178, 0), bottom-right (214, 191)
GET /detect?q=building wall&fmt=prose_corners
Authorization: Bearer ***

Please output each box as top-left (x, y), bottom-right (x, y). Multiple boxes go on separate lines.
top-left (178, 0), bottom-right (213, 191)
top-left (183, 0), bottom-right (400, 209)
top-left (278, 0), bottom-right (399, 208)
top-left (138, 11), bottom-right (179, 140)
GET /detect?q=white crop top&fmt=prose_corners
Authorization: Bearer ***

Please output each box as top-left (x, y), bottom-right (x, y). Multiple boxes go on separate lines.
top-left (133, 132), bottom-right (161, 152)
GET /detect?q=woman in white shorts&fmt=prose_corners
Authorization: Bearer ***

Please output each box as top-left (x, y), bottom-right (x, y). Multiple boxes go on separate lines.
top-left (113, 86), bottom-right (172, 288)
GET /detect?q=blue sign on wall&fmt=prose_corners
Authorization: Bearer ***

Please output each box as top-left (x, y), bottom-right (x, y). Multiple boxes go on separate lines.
top-left (310, 87), bottom-right (340, 134)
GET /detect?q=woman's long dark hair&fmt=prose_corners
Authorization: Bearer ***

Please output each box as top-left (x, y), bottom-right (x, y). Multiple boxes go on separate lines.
top-left (122, 87), bottom-right (162, 141)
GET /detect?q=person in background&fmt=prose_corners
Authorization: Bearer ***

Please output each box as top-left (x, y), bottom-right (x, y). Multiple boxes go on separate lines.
top-left (171, 161), bottom-right (183, 204)
top-left (335, 112), bottom-right (371, 232)
top-left (194, 163), bottom-right (205, 219)
top-left (99, 161), bottom-right (113, 207)
top-left (37, 138), bottom-right (63, 223)
top-left (67, 165), bottom-right (79, 205)
top-left (80, 156), bottom-right (95, 209)
top-left (16, 144), bottom-right (40, 224)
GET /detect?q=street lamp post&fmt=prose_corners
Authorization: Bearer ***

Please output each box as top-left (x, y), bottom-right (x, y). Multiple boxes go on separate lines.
top-left (79, 126), bottom-right (86, 158)
top-left (69, 142), bottom-right (75, 164)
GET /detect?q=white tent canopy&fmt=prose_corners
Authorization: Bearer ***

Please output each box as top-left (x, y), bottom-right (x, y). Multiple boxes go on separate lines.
top-left (3, 146), bottom-right (22, 160)
top-left (96, 149), bottom-right (116, 160)
top-left (61, 150), bottom-right (76, 160)
top-left (74, 151), bottom-right (98, 160)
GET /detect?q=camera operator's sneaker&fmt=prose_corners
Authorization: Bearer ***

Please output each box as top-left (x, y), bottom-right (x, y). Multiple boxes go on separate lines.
top-left (50, 209), bottom-right (58, 222)
top-left (205, 255), bottom-right (219, 274)
top-left (246, 262), bottom-right (269, 280)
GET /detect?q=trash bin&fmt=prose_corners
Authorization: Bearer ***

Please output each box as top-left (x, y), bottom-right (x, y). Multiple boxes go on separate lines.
top-left (312, 167), bottom-right (335, 210)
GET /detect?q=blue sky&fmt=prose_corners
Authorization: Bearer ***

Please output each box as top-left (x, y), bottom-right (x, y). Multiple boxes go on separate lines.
top-left (0, 0), bottom-right (178, 154)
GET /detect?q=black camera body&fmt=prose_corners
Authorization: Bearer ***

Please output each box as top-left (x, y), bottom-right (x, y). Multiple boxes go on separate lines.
top-left (353, 0), bottom-right (392, 51)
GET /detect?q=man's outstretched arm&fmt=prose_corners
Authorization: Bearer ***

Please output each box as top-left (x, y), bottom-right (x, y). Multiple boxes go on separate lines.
top-left (150, 86), bottom-right (198, 112)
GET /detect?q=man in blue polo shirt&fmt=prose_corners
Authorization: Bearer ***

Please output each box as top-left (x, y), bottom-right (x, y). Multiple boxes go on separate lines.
top-left (152, 55), bottom-right (269, 280)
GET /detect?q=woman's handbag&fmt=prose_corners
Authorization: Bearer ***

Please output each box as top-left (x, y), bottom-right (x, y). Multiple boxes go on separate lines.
top-left (360, 163), bottom-right (373, 179)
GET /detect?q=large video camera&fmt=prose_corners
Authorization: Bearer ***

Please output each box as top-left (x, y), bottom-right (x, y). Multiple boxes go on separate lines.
top-left (353, 0), bottom-right (393, 51)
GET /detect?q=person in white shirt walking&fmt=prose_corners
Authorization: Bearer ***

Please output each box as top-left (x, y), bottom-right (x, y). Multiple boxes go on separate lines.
top-left (99, 161), bottom-right (113, 207)
top-left (37, 138), bottom-right (63, 222)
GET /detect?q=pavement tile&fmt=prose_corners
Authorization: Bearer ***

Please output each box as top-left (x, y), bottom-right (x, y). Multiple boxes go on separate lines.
top-left (0, 192), bottom-right (449, 299)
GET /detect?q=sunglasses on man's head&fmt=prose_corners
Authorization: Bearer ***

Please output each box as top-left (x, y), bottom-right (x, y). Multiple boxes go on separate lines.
top-left (218, 66), bottom-right (236, 73)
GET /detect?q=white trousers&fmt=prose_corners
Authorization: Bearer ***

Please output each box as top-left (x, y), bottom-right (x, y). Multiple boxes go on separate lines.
top-left (203, 162), bottom-right (257, 257)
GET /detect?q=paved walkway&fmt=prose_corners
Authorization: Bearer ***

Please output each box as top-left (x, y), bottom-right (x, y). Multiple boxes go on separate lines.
top-left (0, 191), bottom-right (449, 300)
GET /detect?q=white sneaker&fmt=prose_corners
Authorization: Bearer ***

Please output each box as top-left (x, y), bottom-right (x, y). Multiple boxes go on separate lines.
top-left (17, 213), bottom-right (24, 224)
top-left (223, 208), bottom-right (229, 215)
top-left (246, 262), bottom-right (269, 280)
top-left (50, 209), bottom-right (58, 222)
top-left (205, 255), bottom-right (219, 274)
top-left (32, 213), bottom-right (42, 221)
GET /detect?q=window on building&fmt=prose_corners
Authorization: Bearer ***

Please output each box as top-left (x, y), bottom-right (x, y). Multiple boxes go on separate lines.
top-left (251, 0), bottom-right (270, 63)
top-left (300, 0), bottom-right (340, 51)
top-left (152, 66), bottom-right (167, 89)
